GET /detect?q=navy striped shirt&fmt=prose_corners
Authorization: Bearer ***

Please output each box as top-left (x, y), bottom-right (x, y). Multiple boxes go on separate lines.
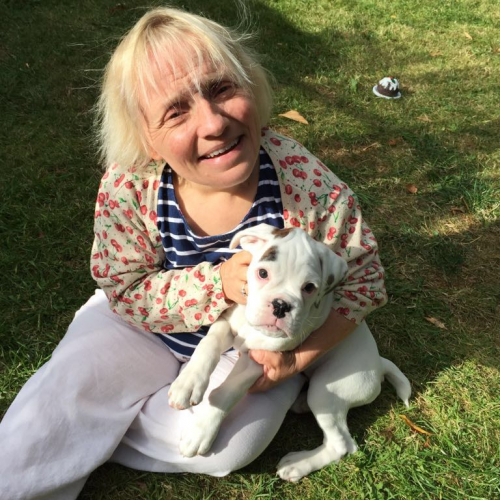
top-left (156, 148), bottom-right (284, 360)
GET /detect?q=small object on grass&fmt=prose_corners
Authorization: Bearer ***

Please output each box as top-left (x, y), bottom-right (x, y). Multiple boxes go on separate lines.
top-left (425, 317), bottom-right (447, 330)
top-left (417, 114), bottom-right (432, 122)
top-left (373, 77), bottom-right (402, 99)
top-left (278, 110), bottom-right (309, 125)
top-left (399, 415), bottom-right (433, 436)
top-left (406, 183), bottom-right (418, 194)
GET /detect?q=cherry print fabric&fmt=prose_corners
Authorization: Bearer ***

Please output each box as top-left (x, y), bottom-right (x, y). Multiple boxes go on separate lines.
top-left (91, 129), bottom-right (387, 338)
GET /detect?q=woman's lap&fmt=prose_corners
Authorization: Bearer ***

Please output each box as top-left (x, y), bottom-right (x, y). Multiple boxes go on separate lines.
top-left (0, 290), bottom-right (304, 499)
top-left (113, 354), bottom-right (304, 475)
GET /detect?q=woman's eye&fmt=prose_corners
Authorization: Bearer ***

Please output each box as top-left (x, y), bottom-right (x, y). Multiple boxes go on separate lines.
top-left (213, 82), bottom-right (235, 99)
top-left (303, 283), bottom-right (316, 293)
top-left (258, 269), bottom-right (268, 279)
top-left (166, 108), bottom-right (182, 120)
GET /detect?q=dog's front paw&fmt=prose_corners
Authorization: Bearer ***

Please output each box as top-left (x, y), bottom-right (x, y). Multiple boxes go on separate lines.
top-left (168, 366), bottom-right (210, 410)
top-left (179, 412), bottom-right (222, 457)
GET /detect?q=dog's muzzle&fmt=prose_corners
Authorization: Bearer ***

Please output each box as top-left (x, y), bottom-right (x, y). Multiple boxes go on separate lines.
top-left (272, 299), bottom-right (292, 319)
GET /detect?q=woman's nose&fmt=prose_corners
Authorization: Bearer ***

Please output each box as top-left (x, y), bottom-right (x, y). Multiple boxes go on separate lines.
top-left (196, 98), bottom-right (228, 137)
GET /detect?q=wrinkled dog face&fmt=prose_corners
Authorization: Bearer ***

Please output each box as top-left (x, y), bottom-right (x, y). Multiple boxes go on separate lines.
top-left (230, 224), bottom-right (348, 350)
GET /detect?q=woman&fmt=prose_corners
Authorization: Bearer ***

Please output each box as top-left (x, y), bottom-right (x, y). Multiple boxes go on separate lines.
top-left (0, 7), bottom-right (387, 499)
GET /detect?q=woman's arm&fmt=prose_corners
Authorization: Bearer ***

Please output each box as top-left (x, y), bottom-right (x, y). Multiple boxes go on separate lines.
top-left (91, 169), bottom-right (232, 334)
top-left (264, 130), bottom-right (387, 324)
top-left (249, 130), bottom-right (389, 391)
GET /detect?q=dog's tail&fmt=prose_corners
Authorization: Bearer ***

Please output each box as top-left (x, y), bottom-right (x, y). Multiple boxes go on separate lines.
top-left (381, 358), bottom-right (411, 407)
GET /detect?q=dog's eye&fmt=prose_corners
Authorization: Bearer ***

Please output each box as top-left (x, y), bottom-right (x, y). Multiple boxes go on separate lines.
top-left (258, 269), bottom-right (269, 279)
top-left (303, 283), bottom-right (316, 293)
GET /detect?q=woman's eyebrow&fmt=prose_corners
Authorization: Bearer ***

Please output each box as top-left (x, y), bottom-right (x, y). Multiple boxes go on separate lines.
top-left (161, 91), bottom-right (190, 113)
top-left (163, 76), bottom-right (225, 106)
top-left (154, 76), bottom-right (228, 122)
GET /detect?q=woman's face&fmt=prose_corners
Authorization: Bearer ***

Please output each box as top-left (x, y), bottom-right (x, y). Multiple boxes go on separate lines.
top-left (141, 57), bottom-right (262, 192)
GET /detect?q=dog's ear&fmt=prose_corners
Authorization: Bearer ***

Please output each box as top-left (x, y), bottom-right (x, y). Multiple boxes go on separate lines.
top-left (318, 244), bottom-right (348, 296)
top-left (229, 223), bottom-right (277, 254)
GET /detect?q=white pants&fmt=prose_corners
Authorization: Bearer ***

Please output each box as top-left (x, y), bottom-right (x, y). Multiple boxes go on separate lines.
top-left (0, 290), bottom-right (304, 500)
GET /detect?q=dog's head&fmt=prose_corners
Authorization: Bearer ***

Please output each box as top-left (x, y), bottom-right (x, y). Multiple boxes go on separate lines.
top-left (230, 223), bottom-right (348, 350)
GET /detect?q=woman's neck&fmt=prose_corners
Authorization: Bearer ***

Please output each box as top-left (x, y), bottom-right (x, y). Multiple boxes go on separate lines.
top-left (173, 164), bottom-right (260, 237)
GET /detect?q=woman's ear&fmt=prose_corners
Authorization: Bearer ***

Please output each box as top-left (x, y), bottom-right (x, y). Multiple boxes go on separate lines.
top-left (149, 147), bottom-right (162, 161)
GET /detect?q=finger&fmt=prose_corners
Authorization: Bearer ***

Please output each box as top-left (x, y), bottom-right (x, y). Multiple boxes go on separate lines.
top-left (232, 281), bottom-right (248, 305)
top-left (239, 268), bottom-right (249, 282)
top-left (238, 250), bottom-right (253, 265)
top-left (248, 349), bottom-right (266, 364)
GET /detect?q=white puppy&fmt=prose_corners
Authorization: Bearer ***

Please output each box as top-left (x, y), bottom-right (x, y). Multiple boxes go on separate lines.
top-left (168, 223), bottom-right (410, 481)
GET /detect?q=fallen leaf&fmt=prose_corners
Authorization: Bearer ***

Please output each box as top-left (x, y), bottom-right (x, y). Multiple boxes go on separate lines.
top-left (278, 110), bottom-right (309, 125)
top-left (399, 415), bottom-right (433, 436)
top-left (464, 31), bottom-right (473, 40)
top-left (390, 15), bottom-right (397, 19)
top-left (388, 137), bottom-right (404, 146)
top-left (425, 317), bottom-right (447, 330)
top-left (406, 183), bottom-right (418, 194)
top-left (430, 51), bottom-right (442, 57)
top-left (360, 142), bottom-right (379, 152)
top-left (417, 114), bottom-right (432, 122)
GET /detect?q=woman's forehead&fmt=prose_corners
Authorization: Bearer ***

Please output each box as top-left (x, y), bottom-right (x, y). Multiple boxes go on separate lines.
top-left (141, 46), bottom-right (226, 101)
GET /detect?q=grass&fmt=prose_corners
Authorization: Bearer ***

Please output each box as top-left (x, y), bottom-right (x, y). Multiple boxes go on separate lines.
top-left (1, 0), bottom-right (499, 498)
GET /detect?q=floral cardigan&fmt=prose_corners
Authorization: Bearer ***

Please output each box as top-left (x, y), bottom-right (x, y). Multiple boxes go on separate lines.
top-left (91, 128), bottom-right (387, 334)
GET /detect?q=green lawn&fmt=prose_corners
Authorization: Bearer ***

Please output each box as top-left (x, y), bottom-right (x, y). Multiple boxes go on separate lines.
top-left (1, 0), bottom-right (499, 498)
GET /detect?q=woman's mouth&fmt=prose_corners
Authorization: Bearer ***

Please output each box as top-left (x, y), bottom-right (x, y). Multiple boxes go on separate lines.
top-left (200, 136), bottom-right (241, 160)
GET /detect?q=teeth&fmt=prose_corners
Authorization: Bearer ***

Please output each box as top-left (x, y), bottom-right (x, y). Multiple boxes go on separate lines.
top-left (205, 138), bottom-right (239, 159)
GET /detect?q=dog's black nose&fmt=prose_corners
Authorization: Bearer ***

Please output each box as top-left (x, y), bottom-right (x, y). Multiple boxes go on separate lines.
top-left (272, 299), bottom-right (292, 319)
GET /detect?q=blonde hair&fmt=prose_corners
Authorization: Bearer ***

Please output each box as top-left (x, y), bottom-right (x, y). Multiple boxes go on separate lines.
top-left (95, 6), bottom-right (273, 169)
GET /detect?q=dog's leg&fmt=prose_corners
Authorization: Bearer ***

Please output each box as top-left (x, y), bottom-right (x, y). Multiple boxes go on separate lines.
top-left (277, 386), bottom-right (355, 481)
top-left (179, 353), bottom-right (262, 457)
top-left (277, 359), bottom-right (381, 482)
top-left (168, 318), bottom-right (234, 410)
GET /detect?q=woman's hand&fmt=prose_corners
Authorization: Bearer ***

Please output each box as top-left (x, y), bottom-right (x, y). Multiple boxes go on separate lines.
top-left (220, 251), bottom-right (252, 305)
top-left (248, 350), bottom-right (299, 393)
top-left (248, 310), bottom-right (357, 393)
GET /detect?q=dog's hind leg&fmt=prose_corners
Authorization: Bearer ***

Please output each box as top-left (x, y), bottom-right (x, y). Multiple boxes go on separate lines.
top-left (277, 354), bottom-right (384, 482)
top-left (277, 379), bottom-right (358, 482)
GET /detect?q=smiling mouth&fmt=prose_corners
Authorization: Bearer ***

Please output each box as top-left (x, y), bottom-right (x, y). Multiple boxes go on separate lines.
top-left (201, 136), bottom-right (241, 160)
